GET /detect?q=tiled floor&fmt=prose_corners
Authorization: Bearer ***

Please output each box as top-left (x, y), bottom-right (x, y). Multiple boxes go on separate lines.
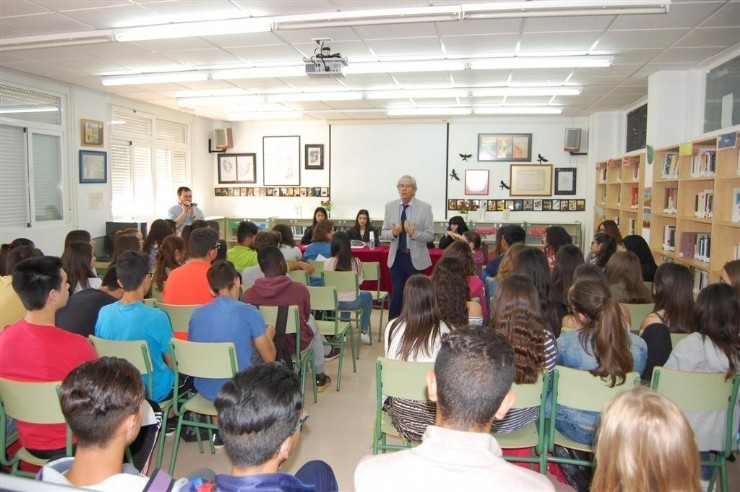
top-left (161, 310), bottom-right (739, 491)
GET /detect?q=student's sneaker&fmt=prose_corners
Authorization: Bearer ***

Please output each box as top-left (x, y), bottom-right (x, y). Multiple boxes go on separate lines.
top-left (325, 347), bottom-right (341, 361)
top-left (165, 420), bottom-right (178, 436)
top-left (212, 432), bottom-right (224, 449)
top-left (316, 374), bottom-right (332, 392)
top-left (360, 332), bottom-right (371, 345)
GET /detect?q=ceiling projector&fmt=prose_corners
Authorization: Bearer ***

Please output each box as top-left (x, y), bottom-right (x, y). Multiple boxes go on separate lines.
top-left (304, 57), bottom-right (348, 77)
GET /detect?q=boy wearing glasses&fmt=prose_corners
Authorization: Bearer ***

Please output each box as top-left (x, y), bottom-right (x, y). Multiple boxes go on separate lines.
top-left (209, 363), bottom-right (338, 491)
top-left (163, 227), bottom-right (219, 305)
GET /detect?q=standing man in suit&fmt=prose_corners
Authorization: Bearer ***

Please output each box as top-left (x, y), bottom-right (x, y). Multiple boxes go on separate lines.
top-left (382, 175), bottom-right (434, 319)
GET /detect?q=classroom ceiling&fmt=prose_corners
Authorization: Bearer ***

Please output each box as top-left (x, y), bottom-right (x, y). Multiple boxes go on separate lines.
top-left (0, 0), bottom-right (738, 121)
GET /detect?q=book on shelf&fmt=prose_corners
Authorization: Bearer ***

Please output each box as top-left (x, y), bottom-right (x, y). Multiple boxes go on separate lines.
top-left (679, 232), bottom-right (698, 260)
top-left (663, 225), bottom-right (676, 251)
top-left (693, 269), bottom-right (709, 294)
top-left (663, 187), bottom-right (678, 214)
top-left (628, 218), bottom-right (636, 235)
top-left (694, 233), bottom-right (711, 263)
top-left (691, 147), bottom-right (716, 177)
top-left (693, 189), bottom-right (714, 219)
top-left (600, 167), bottom-right (607, 182)
top-left (661, 153), bottom-right (679, 178)
top-left (735, 242), bottom-right (740, 261)
top-left (630, 187), bottom-right (638, 209)
top-left (632, 161), bottom-right (640, 180)
top-left (733, 187), bottom-right (740, 223)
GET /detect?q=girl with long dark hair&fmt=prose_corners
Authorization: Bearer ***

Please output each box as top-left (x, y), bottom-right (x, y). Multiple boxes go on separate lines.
top-left (442, 240), bottom-right (488, 320)
top-left (142, 219), bottom-right (173, 267)
top-left (154, 235), bottom-right (185, 292)
top-left (605, 251), bottom-right (651, 303)
top-left (512, 247), bottom-right (560, 337)
top-left (431, 256), bottom-right (483, 327)
top-left (348, 209), bottom-right (379, 245)
top-left (438, 215), bottom-right (469, 249)
top-left (62, 242), bottom-right (101, 295)
top-left (300, 207), bottom-right (328, 245)
top-left (385, 275), bottom-right (452, 441)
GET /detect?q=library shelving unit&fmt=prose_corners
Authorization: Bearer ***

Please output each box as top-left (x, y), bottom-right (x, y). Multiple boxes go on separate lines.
top-left (593, 151), bottom-right (646, 239)
top-left (650, 131), bottom-right (740, 288)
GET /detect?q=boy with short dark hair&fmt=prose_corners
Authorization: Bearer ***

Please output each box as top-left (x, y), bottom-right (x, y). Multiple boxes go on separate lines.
top-left (227, 220), bottom-right (259, 271)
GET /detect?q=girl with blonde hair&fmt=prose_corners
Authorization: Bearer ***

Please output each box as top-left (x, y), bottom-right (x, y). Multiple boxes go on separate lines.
top-left (592, 386), bottom-right (701, 492)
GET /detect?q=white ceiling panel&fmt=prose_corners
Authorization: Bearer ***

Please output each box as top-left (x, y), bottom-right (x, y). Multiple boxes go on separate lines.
top-left (32, 1), bottom-right (132, 10)
top-left (134, 1), bottom-right (247, 22)
top-left (273, 27), bottom-right (360, 44)
top-left (0, 12), bottom-right (93, 36)
top-left (611, 49), bottom-right (665, 64)
top-left (49, 57), bottom-right (128, 73)
top-left (352, 22), bottom-right (440, 40)
top-left (702, 1), bottom-right (740, 28)
top-left (6, 46), bottom-right (90, 61)
top-left (597, 29), bottom-right (692, 50)
top-left (675, 27), bottom-right (740, 48)
top-left (655, 46), bottom-right (726, 63)
top-left (162, 48), bottom-right (243, 67)
top-left (450, 72), bottom-right (512, 86)
top-left (522, 15), bottom-right (614, 33)
top-left (442, 34), bottom-right (519, 56)
top-left (390, 72), bottom-right (455, 86)
top-left (508, 68), bottom-right (573, 83)
top-left (435, 18), bottom-right (521, 36)
top-left (130, 38), bottom-right (218, 52)
top-left (203, 32), bottom-right (287, 48)
top-left (58, 5), bottom-right (161, 29)
top-left (0, 1), bottom-right (51, 17)
top-left (225, 45), bottom-right (302, 63)
top-left (364, 38), bottom-right (443, 57)
top-left (519, 32), bottom-right (603, 52)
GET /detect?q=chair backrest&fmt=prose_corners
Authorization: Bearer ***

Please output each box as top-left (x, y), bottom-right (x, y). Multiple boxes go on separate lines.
top-left (651, 367), bottom-right (739, 412)
top-left (621, 302), bottom-right (655, 333)
top-left (669, 332), bottom-right (689, 348)
top-left (258, 305), bottom-right (301, 336)
top-left (510, 372), bottom-right (548, 410)
top-left (150, 280), bottom-right (164, 303)
top-left (156, 302), bottom-right (201, 333)
top-left (89, 336), bottom-right (155, 399)
top-left (376, 357), bottom-right (434, 401)
top-left (553, 366), bottom-right (640, 412)
top-left (306, 286), bottom-right (339, 312)
top-left (288, 270), bottom-right (309, 285)
top-left (169, 339), bottom-right (238, 379)
top-left (0, 379), bottom-right (64, 424)
top-left (308, 260), bottom-right (324, 279)
top-left (322, 270), bottom-right (359, 294)
top-left (361, 261), bottom-right (381, 282)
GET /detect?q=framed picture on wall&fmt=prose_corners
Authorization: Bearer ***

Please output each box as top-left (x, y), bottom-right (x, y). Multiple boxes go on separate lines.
top-left (305, 144), bottom-right (324, 170)
top-left (509, 164), bottom-right (552, 196)
top-left (464, 169), bottom-right (489, 195)
top-left (263, 136), bottom-right (300, 186)
top-left (218, 153), bottom-right (257, 184)
top-left (79, 150), bottom-right (107, 183)
top-left (477, 133), bottom-right (532, 162)
top-left (554, 167), bottom-right (577, 195)
top-left (80, 119), bottom-right (104, 147)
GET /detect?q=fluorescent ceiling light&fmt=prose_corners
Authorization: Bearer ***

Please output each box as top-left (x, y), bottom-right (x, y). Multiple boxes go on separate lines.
top-left (470, 57), bottom-right (611, 70)
top-left (474, 107), bottom-right (563, 114)
top-left (101, 71), bottom-right (209, 86)
top-left (114, 18), bottom-right (271, 42)
top-left (387, 108), bottom-right (472, 116)
top-left (266, 92), bottom-right (363, 102)
top-left (0, 31), bottom-right (113, 52)
top-left (228, 111), bottom-right (304, 121)
top-left (462, 1), bottom-right (670, 19)
top-left (177, 95), bottom-right (265, 106)
top-left (0, 106), bottom-right (59, 114)
top-left (472, 87), bottom-right (581, 96)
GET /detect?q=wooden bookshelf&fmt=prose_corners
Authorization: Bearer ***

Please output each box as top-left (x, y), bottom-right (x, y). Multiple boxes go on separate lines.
top-left (650, 131), bottom-right (740, 288)
top-left (593, 152), bottom-right (645, 239)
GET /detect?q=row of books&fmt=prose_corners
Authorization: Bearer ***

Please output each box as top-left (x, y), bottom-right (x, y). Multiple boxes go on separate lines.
top-left (623, 159), bottom-right (640, 180)
top-left (694, 190), bottom-right (714, 219)
top-left (678, 232), bottom-right (712, 263)
top-left (629, 186), bottom-right (639, 209)
top-left (693, 270), bottom-right (710, 294)
top-left (628, 218), bottom-right (637, 236)
top-left (663, 187), bottom-right (678, 214)
top-left (661, 153), bottom-right (679, 179)
top-left (662, 225), bottom-right (676, 251)
top-left (690, 147), bottom-right (716, 177)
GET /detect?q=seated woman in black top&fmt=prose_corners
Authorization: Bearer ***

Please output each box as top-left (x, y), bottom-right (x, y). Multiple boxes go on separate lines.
top-left (348, 209), bottom-right (379, 245)
top-left (300, 206), bottom-right (328, 245)
top-left (438, 215), bottom-right (469, 249)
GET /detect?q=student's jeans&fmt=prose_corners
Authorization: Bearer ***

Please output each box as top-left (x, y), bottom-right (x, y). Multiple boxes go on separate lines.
top-left (554, 404), bottom-right (599, 445)
top-left (338, 291), bottom-right (373, 333)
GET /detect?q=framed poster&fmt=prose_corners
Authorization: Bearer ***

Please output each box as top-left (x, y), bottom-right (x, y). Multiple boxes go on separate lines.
top-left (554, 167), bottom-right (577, 195)
top-left (305, 144), bottom-right (324, 170)
top-left (478, 133), bottom-right (532, 162)
top-left (79, 150), bottom-right (107, 183)
top-left (509, 164), bottom-right (552, 196)
top-left (218, 153), bottom-right (256, 184)
top-left (464, 169), bottom-right (489, 195)
top-left (80, 119), bottom-right (104, 147)
top-left (263, 136), bottom-right (300, 186)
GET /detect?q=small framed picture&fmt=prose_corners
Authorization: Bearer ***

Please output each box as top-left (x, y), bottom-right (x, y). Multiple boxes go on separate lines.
top-left (464, 169), bottom-right (490, 195)
top-left (305, 144), bottom-right (324, 170)
top-left (81, 119), bottom-right (104, 147)
top-left (218, 153), bottom-right (256, 184)
top-left (79, 150), bottom-right (107, 183)
top-left (554, 167), bottom-right (577, 195)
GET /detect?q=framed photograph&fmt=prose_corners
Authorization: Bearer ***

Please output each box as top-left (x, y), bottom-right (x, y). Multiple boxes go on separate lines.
top-left (79, 150), bottom-right (107, 183)
top-left (80, 119), bottom-right (104, 147)
top-left (509, 164), bottom-right (552, 196)
top-left (554, 167), bottom-right (577, 195)
top-left (464, 169), bottom-right (489, 195)
top-left (304, 144), bottom-right (324, 170)
top-left (477, 133), bottom-right (532, 162)
top-left (218, 153), bottom-right (256, 184)
top-left (263, 136), bottom-right (300, 186)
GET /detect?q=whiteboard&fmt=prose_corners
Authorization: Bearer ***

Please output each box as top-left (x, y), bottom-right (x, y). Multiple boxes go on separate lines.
top-left (330, 123), bottom-right (448, 221)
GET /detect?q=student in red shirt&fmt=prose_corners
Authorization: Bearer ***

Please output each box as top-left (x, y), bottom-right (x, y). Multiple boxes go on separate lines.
top-left (0, 256), bottom-right (97, 456)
